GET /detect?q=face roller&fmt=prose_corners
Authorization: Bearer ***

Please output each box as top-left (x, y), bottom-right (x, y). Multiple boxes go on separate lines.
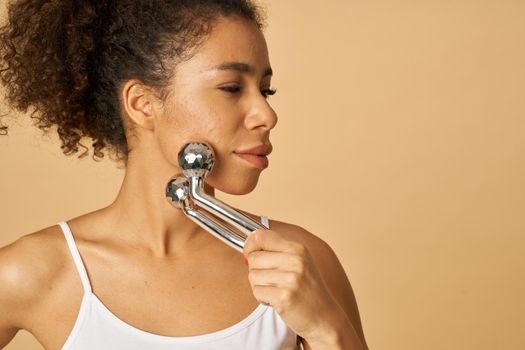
top-left (165, 176), bottom-right (247, 252)
top-left (165, 142), bottom-right (265, 252)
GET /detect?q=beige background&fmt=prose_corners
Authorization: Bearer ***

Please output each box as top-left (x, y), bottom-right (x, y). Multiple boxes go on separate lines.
top-left (1, 0), bottom-right (524, 349)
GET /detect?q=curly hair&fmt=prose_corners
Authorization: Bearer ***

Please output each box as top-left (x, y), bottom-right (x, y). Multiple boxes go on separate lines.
top-left (0, 0), bottom-right (265, 167)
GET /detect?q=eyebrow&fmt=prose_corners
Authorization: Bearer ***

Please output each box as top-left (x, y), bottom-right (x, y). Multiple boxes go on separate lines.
top-left (211, 62), bottom-right (273, 77)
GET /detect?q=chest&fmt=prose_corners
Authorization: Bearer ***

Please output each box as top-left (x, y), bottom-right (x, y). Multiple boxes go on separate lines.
top-left (32, 252), bottom-right (259, 350)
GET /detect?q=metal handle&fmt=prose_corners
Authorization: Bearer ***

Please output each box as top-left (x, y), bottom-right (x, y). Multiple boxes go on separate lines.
top-left (188, 175), bottom-right (263, 235)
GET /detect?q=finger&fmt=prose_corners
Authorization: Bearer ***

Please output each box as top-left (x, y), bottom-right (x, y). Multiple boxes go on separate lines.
top-left (243, 229), bottom-right (302, 257)
top-left (246, 251), bottom-right (303, 272)
top-left (248, 269), bottom-right (299, 289)
top-left (251, 285), bottom-right (290, 313)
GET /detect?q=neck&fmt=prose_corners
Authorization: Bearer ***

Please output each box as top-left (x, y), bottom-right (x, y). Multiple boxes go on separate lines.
top-left (104, 148), bottom-right (219, 258)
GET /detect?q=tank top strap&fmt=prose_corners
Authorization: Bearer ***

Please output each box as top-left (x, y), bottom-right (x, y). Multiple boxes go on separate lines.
top-left (58, 221), bottom-right (93, 294)
top-left (260, 215), bottom-right (270, 229)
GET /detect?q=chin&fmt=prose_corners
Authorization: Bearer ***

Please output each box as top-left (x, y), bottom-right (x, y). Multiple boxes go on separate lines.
top-left (207, 173), bottom-right (260, 196)
top-left (223, 184), bottom-right (257, 195)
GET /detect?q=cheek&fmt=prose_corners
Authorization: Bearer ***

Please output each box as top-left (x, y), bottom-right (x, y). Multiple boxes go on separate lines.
top-left (156, 99), bottom-right (234, 169)
top-left (156, 113), bottom-right (260, 195)
top-left (174, 96), bottom-right (223, 137)
top-left (154, 94), bottom-right (259, 195)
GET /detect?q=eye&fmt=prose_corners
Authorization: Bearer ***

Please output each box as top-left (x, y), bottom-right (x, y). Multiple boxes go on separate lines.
top-left (261, 87), bottom-right (277, 99)
top-left (218, 85), bottom-right (277, 99)
top-left (219, 85), bottom-right (242, 94)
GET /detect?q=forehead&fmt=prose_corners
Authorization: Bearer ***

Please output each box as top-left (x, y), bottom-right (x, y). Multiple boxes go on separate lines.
top-left (178, 16), bottom-right (271, 75)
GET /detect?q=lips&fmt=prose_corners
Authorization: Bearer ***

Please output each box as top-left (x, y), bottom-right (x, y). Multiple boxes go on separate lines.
top-left (234, 144), bottom-right (272, 169)
top-left (234, 153), bottom-right (269, 169)
top-left (234, 144), bottom-right (272, 156)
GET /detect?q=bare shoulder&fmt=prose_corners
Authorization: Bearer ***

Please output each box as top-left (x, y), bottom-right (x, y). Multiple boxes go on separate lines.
top-left (266, 218), bottom-right (332, 255)
top-left (263, 218), bottom-right (339, 287)
top-left (268, 218), bottom-right (369, 349)
top-left (0, 224), bottom-right (69, 333)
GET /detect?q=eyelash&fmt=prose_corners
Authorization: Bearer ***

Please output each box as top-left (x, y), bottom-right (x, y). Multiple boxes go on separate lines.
top-left (220, 85), bottom-right (277, 98)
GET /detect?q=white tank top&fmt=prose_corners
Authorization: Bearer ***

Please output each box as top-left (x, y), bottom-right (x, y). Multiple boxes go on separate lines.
top-left (57, 217), bottom-right (300, 350)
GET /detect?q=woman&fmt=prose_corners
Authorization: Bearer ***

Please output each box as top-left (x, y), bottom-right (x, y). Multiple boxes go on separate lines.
top-left (0, 1), bottom-right (368, 349)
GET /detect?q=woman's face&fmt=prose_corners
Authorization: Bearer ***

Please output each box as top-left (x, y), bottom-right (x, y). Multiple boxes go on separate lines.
top-left (153, 16), bottom-right (277, 195)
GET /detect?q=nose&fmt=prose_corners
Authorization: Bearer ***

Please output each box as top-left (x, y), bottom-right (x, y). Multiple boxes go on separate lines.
top-left (244, 94), bottom-right (278, 131)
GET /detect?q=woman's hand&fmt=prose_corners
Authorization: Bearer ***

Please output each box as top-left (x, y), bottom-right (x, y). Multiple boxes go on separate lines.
top-left (243, 228), bottom-right (347, 345)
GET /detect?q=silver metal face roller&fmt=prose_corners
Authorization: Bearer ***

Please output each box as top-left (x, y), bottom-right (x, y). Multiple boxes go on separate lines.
top-left (165, 177), bottom-right (247, 252)
top-left (165, 142), bottom-right (265, 252)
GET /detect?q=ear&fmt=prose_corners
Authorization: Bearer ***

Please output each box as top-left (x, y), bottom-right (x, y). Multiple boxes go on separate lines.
top-left (121, 80), bottom-right (159, 131)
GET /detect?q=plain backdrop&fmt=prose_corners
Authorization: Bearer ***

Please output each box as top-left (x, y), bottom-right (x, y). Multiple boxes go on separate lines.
top-left (1, 1), bottom-right (524, 349)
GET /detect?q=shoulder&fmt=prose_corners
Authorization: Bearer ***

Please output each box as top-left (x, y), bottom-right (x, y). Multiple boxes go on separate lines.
top-left (266, 218), bottom-right (333, 260)
top-left (267, 218), bottom-right (369, 349)
top-left (0, 224), bottom-right (69, 331)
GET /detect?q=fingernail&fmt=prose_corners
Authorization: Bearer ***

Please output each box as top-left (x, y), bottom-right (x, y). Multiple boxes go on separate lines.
top-left (243, 256), bottom-right (249, 266)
